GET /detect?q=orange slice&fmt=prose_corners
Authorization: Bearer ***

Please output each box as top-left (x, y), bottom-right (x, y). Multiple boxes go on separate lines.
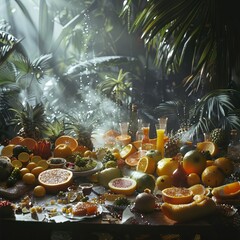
top-left (125, 150), bottom-right (147, 166)
top-left (162, 187), bottom-right (194, 204)
top-left (224, 182), bottom-right (240, 195)
top-left (188, 184), bottom-right (207, 196)
top-left (136, 156), bottom-right (156, 174)
top-left (119, 143), bottom-right (137, 159)
top-left (21, 138), bottom-right (38, 151)
top-left (196, 141), bottom-right (218, 156)
top-left (11, 159), bottom-right (23, 168)
top-left (37, 160), bottom-right (49, 170)
top-left (31, 155), bottom-right (42, 164)
top-left (18, 152), bottom-right (30, 163)
top-left (1, 144), bottom-right (15, 157)
top-left (55, 135), bottom-right (78, 152)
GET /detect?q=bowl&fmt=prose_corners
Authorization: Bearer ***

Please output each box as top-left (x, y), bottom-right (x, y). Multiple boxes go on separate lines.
top-left (47, 157), bottom-right (67, 168)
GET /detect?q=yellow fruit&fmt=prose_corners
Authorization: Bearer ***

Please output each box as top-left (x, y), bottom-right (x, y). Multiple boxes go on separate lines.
top-left (196, 141), bottom-right (218, 157)
top-left (22, 173), bottom-right (36, 185)
top-left (120, 143), bottom-right (137, 159)
top-left (33, 185), bottom-right (46, 197)
top-left (155, 175), bottom-right (172, 191)
top-left (55, 135), bottom-right (78, 152)
top-left (31, 166), bottom-right (44, 177)
top-left (188, 184), bottom-right (207, 196)
top-left (161, 187), bottom-right (193, 204)
top-left (212, 181), bottom-right (240, 199)
top-left (83, 150), bottom-right (93, 158)
top-left (187, 173), bottom-right (201, 187)
top-left (214, 157), bottom-right (234, 176)
top-left (125, 150), bottom-right (147, 167)
top-left (20, 167), bottom-right (30, 177)
top-left (156, 158), bottom-right (178, 176)
top-left (18, 152), bottom-right (30, 163)
top-left (1, 144), bottom-right (15, 157)
top-left (11, 159), bottom-right (23, 169)
top-left (201, 165), bottom-right (225, 188)
top-left (53, 143), bottom-right (72, 158)
top-left (26, 162), bottom-right (38, 171)
top-left (136, 156), bottom-right (156, 174)
top-left (108, 177), bottom-right (137, 195)
top-left (31, 155), bottom-right (42, 164)
top-left (37, 160), bottom-right (49, 170)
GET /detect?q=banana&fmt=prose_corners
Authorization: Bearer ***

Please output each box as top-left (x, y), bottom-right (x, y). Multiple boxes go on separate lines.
top-left (161, 195), bottom-right (216, 222)
top-left (212, 181), bottom-right (240, 199)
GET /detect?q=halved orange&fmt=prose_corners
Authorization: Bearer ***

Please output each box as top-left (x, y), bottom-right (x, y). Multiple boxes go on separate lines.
top-left (53, 143), bottom-right (73, 158)
top-left (31, 155), bottom-right (42, 164)
top-left (37, 160), bottom-right (49, 170)
top-left (11, 159), bottom-right (23, 169)
top-left (196, 141), bottom-right (218, 157)
top-left (55, 135), bottom-right (78, 152)
top-left (18, 152), bottom-right (30, 163)
top-left (162, 187), bottom-right (194, 204)
top-left (73, 145), bottom-right (89, 154)
top-left (136, 156), bottom-right (156, 174)
top-left (21, 138), bottom-right (38, 151)
top-left (188, 184), bottom-right (207, 196)
top-left (125, 150), bottom-right (147, 166)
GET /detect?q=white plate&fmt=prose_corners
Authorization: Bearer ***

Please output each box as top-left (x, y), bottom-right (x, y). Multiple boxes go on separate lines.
top-left (62, 204), bottom-right (103, 220)
top-left (67, 161), bottom-right (103, 177)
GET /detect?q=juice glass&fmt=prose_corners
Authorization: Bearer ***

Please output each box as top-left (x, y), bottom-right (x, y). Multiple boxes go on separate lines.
top-left (156, 117), bottom-right (168, 158)
top-left (141, 123), bottom-right (150, 150)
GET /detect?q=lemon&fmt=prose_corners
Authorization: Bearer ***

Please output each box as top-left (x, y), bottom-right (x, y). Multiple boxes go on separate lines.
top-left (136, 156), bottom-right (156, 174)
top-left (155, 175), bottom-right (172, 191)
top-left (33, 185), bottom-right (46, 197)
top-left (156, 158), bottom-right (178, 176)
top-left (11, 159), bottom-right (23, 169)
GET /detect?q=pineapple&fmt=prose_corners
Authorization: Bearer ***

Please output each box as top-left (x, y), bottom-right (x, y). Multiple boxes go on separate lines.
top-left (164, 138), bottom-right (180, 158)
top-left (210, 128), bottom-right (229, 148)
top-left (10, 102), bottom-right (46, 140)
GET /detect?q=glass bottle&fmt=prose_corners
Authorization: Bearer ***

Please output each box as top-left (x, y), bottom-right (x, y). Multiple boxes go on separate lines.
top-left (128, 103), bottom-right (138, 141)
top-left (136, 118), bottom-right (143, 141)
top-left (141, 123), bottom-right (150, 150)
top-left (227, 129), bottom-right (240, 162)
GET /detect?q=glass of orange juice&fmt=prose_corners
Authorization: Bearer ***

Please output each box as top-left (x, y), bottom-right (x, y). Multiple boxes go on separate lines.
top-left (156, 117), bottom-right (168, 158)
top-left (141, 123), bottom-right (151, 150)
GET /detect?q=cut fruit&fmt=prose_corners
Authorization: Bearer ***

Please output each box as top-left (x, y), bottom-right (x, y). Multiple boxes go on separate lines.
top-left (108, 177), bottom-right (137, 195)
top-left (162, 187), bottom-right (193, 204)
top-left (120, 143), bottom-right (137, 159)
top-left (53, 143), bottom-right (73, 158)
top-left (188, 184), bottom-right (207, 196)
top-left (37, 160), bottom-right (49, 170)
top-left (20, 138), bottom-right (38, 151)
top-left (125, 150), bottom-right (147, 166)
top-left (9, 136), bottom-right (24, 145)
top-left (196, 141), bottom-right (218, 157)
top-left (26, 162), bottom-right (38, 171)
top-left (55, 135), bottom-right (78, 152)
top-left (31, 155), bottom-right (42, 164)
top-left (212, 181), bottom-right (240, 199)
top-left (1, 144), bottom-right (15, 157)
top-left (136, 156), bottom-right (156, 174)
top-left (17, 152), bottom-right (30, 163)
top-left (38, 168), bottom-right (73, 193)
top-left (115, 135), bottom-right (131, 146)
top-left (11, 159), bottom-right (23, 169)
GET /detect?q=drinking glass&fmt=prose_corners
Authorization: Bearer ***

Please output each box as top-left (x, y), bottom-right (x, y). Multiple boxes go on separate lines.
top-left (141, 123), bottom-right (151, 150)
top-left (116, 122), bottom-right (131, 146)
top-left (156, 117), bottom-right (168, 158)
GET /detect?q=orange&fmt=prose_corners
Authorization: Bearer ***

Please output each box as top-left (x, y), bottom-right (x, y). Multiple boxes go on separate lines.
top-left (20, 138), bottom-right (38, 151)
top-left (125, 150), bottom-right (147, 166)
top-left (73, 145), bottom-right (88, 154)
top-left (1, 144), bottom-right (15, 157)
top-left (31, 155), bottom-right (42, 164)
top-left (196, 141), bottom-right (218, 157)
top-left (112, 152), bottom-right (121, 160)
top-left (119, 143), bottom-right (137, 159)
top-left (53, 143), bottom-right (72, 158)
top-left (55, 135), bottom-right (78, 152)
top-left (187, 173), bottom-right (201, 186)
top-left (33, 185), bottom-right (46, 197)
top-left (161, 187), bottom-right (193, 204)
top-left (9, 136), bottom-right (24, 145)
top-left (26, 162), bottom-right (38, 171)
top-left (11, 159), bottom-right (23, 169)
top-left (201, 165), bottom-right (225, 188)
top-left (223, 182), bottom-right (240, 195)
top-left (31, 166), bottom-right (44, 177)
top-left (20, 167), bottom-right (30, 177)
top-left (136, 156), bottom-right (156, 174)
top-left (37, 160), bottom-right (49, 170)
top-left (115, 135), bottom-right (132, 146)
top-left (214, 157), bottom-right (234, 176)
top-left (83, 150), bottom-right (93, 158)
top-left (22, 172), bottom-right (36, 185)
top-left (17, 152), bottom-right (30, 163)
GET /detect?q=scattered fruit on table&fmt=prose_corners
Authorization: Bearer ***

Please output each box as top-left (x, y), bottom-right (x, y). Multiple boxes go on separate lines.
top-left (125, 150), bottom-right (147, 167)
top-left (119, 143), bottom-right (137, 159)
top-left (155, 175), bottom-right (173, 191)
top-left (136, 156), bottom-right (156, 174)
top-left (98, 167), bottom-right (122, 188)
top-left (156, 158), bottom-right (178, 176)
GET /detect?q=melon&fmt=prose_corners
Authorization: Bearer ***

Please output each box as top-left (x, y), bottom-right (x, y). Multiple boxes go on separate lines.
top-left (108, 177), bottom-right (137, 195)
top-left (38, 168), bottom-right (73, 193)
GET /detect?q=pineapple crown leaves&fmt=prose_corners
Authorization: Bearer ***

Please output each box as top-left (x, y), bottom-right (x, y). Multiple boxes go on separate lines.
top-left (42, 117), bottom-right (66, 139)
top-left (9, 102), bottom-right (46, 130)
